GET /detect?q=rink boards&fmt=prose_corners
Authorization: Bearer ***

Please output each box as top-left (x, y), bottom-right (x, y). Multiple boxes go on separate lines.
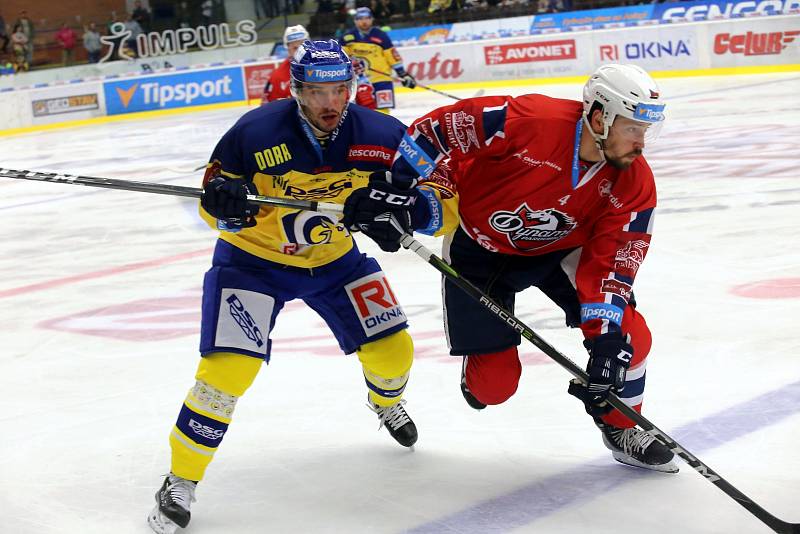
top-left (0, 14), bottom-right (797, 133)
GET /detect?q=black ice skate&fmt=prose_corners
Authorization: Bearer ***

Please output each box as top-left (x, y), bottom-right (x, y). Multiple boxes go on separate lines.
top-left (595, 419), bottom-right (679, 473)
top-left (368, 396), bottom-right (418, 447)
top-left (147, 474), bottom-right (197, 534)
top-left (461, 357), bottom-right (487, 411)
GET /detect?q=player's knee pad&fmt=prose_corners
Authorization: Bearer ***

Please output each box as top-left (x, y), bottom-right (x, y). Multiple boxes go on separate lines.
top-left (464, 347), bottom-right (521, 405)
top-left (195, 351), bottom-right (263, 397)
top-left (357, 330), bottom-right (413, 406)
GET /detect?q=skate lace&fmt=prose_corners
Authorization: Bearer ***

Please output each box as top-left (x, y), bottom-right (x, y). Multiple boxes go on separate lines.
top-left (614, 428), bottom-right (656, 456)
top-left (167, 476), bottom-right (197, 510)
top-left (369, 399), bottom-right (411, 431)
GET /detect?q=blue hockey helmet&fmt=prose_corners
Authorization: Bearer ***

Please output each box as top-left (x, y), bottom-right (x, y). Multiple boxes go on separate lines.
top-left (290, 39), bottom-right (357, 103)
top-left (354, 7), bottom-right (373, 19)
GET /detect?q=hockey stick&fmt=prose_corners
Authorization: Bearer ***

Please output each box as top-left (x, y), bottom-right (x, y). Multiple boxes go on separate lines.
top-left (394, 234), bottom-right (798, 534)
top-left (368, 68), bottom-right (479, 101)
top-left (0, 168), bottom-right (344, 216)
top-left (4, 165), bottom-right (796, 532)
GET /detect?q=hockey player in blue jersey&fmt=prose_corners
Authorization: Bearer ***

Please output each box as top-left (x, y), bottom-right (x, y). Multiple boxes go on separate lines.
top-left (146, 40), bottom-right (452, 534)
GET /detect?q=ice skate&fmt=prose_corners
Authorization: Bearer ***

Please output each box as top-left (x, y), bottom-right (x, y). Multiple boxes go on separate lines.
top-left (596, 419), bottom-right (679, 473)
top-left (147, 474), bottom-right (197, 534)
top-left (368, 396), bottom-right (418, 447)
top-left (461, 356), bottom-right (486, 411)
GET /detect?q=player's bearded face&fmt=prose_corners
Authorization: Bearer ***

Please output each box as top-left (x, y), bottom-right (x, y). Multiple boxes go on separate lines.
top-left (287, 40), bottom-right (303, 57)
top-left (603, 116), bottom-right (648, 170)
top-left (299, 81), bottom-right (351, 133)
top-left (356, 17), bottom-right (372, 31)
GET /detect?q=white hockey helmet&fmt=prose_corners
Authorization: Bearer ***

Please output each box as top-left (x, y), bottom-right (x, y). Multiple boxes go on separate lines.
top-left (283, 25), bottom-right (309, 47)
top-left (582, 64), bottom-right (665, 144)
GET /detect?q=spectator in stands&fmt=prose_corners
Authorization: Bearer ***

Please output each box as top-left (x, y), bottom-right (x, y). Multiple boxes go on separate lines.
top-left (201, 0), bottom-right (214, 26)
top-left (14, 10), bottom-right (34, 68)
top-left (428, 0), bottom-right (454, 13)
top-left (132, 0), bottom-right (152, 33)
top-left (0, 12), bottom-right (9, 55)
top-left (83, 22), bottom-right (102, 63)
top-left (373, 0), bottom-right (397, 23)
top-left (11, 24), bottom-right (28, 71)
top-left (56, 23), bottom-right (78, 67)
top-left (177, 1), bottom-right (192, 29)
top-left (124, 15), bottom-right (143, 57)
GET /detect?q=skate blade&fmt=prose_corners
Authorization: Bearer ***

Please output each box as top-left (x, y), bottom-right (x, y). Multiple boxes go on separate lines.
top-left (611, 451), bottom-right (680, 474)
top-left (147, 508), bottom-right (180, 534)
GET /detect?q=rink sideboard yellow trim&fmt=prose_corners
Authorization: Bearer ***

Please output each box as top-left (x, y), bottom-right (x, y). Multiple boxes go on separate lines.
top-left (390, 64), bottom-right (800, 93)
top-left (0, 100), bottom-right (250, 137)
top-left (1, 64), bottom-right (798, 137)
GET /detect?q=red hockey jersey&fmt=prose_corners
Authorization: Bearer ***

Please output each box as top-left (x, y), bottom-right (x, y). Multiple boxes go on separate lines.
top-left (262, 59), bottom-right (292, 104)
top-left (407, 94), bottom-right (657, 338)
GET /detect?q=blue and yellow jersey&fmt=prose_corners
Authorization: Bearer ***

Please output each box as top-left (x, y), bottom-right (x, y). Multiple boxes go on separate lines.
top-left (200, 99), bottom-right (457, 269)
top-left (340, 27), bottom-right (404, 85)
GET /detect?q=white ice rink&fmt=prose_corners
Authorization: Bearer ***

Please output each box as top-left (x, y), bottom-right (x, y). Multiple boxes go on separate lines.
top-left (1, 72), bottom-right (799, 534)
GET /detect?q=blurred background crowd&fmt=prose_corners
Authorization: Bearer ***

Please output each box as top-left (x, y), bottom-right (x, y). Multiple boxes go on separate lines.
top-left (0, 0), bottom-right (647, 75)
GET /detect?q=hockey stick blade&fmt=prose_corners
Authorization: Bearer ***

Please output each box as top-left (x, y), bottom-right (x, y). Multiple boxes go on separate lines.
top-left (0, 168), bottom-right (344, 216)
top-left (397, 233), bottom-right (799, 534)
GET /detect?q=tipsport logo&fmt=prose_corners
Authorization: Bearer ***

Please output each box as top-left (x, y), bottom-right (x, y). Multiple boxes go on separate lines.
top-left (633, 103), bottom-right (665, 123)
top-left (304, 65), bottom-right (350, 82)
top-left (104, 67), bottom-right (244, 115)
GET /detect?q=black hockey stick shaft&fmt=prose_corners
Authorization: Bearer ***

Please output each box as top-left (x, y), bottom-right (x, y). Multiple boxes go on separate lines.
top-left (398, 233), bottom-right (799, 534)
top-left (0, 168), bottom-right (344, 215)
top-left (369, 67), bottom-right (466, 101)
top-left (4, 164), bottom-right (794, 531)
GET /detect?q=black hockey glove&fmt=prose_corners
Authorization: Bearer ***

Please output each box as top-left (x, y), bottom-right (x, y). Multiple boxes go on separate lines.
top-left (201, 176), bottom-right (260, 230)
top-left (396, 69), bottom-right (417, 89)
top-left (342, 180), bottom-right (417, 252)
top-left (568, 332), bottom-right (633, 416)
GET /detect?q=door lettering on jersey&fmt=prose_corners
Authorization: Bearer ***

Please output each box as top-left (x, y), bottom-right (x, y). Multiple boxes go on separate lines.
top-left (254, 143), bottom-right (292, 170)
top-left (345, 272), bottom-right (406, 336)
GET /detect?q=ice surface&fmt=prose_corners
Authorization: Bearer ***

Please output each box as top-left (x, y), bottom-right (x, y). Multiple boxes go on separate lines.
top-left (0, 73), bottom-right (798, 533)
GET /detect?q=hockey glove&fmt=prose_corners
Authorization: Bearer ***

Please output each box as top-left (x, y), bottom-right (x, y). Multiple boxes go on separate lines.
top-left (201, 176), bottom-right (260, 230)
top-left (396, 70), bottom-right (417, 89)
top-left (342, 180), bottom-right (417, 252)
top-left (568, 332), bottom-right (633, 416)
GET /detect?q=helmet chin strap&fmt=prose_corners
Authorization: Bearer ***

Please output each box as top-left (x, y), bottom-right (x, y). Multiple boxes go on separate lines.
top-left (582, 114), bottom-right (608, 163)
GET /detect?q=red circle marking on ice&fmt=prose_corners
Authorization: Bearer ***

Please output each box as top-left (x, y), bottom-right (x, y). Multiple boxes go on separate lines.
top-left (731, 278), bottom-right (800, 299)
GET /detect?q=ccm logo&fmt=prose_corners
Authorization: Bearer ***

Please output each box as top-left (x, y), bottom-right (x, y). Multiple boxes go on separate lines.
top-left (367, 189), bottom-right (416, 207)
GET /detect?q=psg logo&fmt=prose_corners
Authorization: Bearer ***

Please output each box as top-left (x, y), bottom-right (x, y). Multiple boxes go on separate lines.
top-left (489, 203), bottom-right (576, 251)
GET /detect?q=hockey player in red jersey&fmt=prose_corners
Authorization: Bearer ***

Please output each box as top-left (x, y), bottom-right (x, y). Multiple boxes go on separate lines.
top-left (261, 25), bottom-right (308, 104)
top-left (344, 64), bottom-right (678, 473)
top-left (352, 57), bottom-right (378, 110)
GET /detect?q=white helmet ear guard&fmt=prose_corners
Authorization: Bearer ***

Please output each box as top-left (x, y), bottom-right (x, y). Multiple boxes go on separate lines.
top-left (583, 64), bottom-right (666, 144)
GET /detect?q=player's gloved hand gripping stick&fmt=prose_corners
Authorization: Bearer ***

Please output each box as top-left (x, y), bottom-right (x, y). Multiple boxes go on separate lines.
top-left (1, 166), bottom-right (797, 534)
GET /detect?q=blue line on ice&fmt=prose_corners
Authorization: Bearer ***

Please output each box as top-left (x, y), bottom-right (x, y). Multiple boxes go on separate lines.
top-left (404, 379), bottom-right (800, 533)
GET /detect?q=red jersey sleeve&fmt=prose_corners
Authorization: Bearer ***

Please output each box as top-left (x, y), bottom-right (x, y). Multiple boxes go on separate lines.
top-left (408, 95), bottom-right (514, 169)
top-left (576, 160), bottom-right (657, 339)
